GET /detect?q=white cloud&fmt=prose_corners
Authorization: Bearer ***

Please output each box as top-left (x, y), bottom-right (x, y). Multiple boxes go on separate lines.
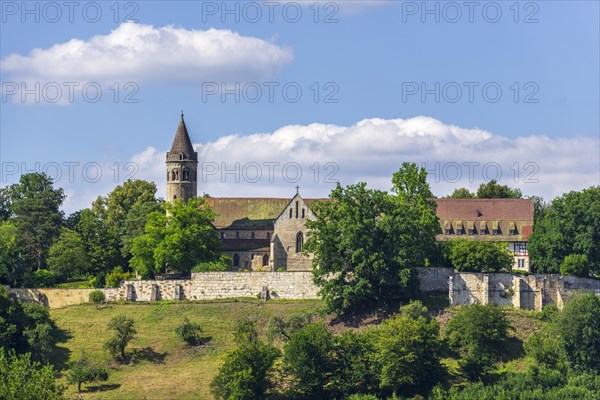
top-left (115, 116), bottom-right (598, 211)
top-left (1, 23), bottom-right (293, 84)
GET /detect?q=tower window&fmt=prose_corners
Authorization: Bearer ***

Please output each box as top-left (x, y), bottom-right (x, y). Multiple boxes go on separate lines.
top-left (263, 254), bottom-right (269, 266)
top-left (173, 195), bottom-right (177, 200)
top-left (295, 201), bottom-right (299, 218)
top-left (289, 208), bottom-right (293, 218)
top-left (296, 232), bottom-right (304, 253)
top-left (179, 153), bottom-right (184, 160)
top-left (167, 172), bottom-right (169, 181)
top-left (172, 171), bottom-right (176, 181)
top-left (183, 169), bottom-right (189, 181)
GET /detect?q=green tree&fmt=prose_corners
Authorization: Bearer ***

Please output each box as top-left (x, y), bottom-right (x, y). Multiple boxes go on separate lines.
top-left (444, 239), bottom-right (514, 273)
top-left (67, 354), bottom-right (108, 393)
top-left (446, 188), bottom-right (475, 199)
top-left (476, 179), bottom-right (522, 199)
top-left (528, 187), bottom-right (600, 275)
top-left (445, 303), bottom-right (510, 380)
top-left (559, 254), bottom-right (589, 277)
top-left (121, 200), bottom-right (162, 258)
top-left (0, 287), bottom-right (58, 361)
top-left (130, 197), bottom-right (221, 277)
top-left (75, 208), bottom-right (122, 275)
top-left (283, 322), bottom-right (337, 398)
top-left (211, 320), bottom-right (280, 400)
top-left (305, 163), bottom-right (439, 314)
top-left (554, 292), bottom-right (600, 373)
top-left (104, 315), bottom-right (136, 361)
top-left (0, 221), bottom-right (28, 286)
top-left (9, 173), bottom-right (65, 270)
top-left (336, 329), bottom-right (378, 397)
top-left (0, 350), bottom-right (66, 400)
top-left (47, 229), bottom-right (90, 281)
top-left (371, 307), bottom-right (443, 396)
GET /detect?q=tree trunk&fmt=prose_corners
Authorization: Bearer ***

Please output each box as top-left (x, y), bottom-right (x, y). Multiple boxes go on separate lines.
top-left (77, 382), bottom-right (81, 393)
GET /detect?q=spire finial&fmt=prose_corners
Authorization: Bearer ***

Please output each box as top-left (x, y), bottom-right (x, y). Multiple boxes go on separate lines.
top-left (295, 185), bottom-right (300, 194)
top-left (181, 110), bottom-right (184, 119)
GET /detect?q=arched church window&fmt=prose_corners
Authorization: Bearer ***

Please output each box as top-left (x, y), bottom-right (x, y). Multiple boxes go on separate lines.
top-left (172, 171), bottom-right (176, 181)
top-left (263, 255), bottom-right (269, 266)
top-left (302, 208), bottom-right (305, 218)
top-left (175, 170), bottom-right (179, 180)
top-left (233, 254), bottom-right (240, 267)
top-left (296, 232), bottom-right (304, 253)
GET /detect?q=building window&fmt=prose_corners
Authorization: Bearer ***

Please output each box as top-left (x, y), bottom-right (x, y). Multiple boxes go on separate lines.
top-left (266, 232), bottom-right (270, 239)
top-left (468, 229), bottom-right (474, 235)
top-left (236, 232), bottom-right (240, 239)
top-left (221, 232), bottom-right (225, 239)
top-left (480, 229), bottom-right (487, 235)
top-left (183, 169), bottom-right (189, 180)
top-left (518, 259), bottom-right (525, 269)
top-left (456, 229), bottom-right (463, 235)
top-left (302, 208), bottom-right (305, 218)
top-left (295, 201), bottom-right (299, 218)
top-left (179, 153), bottom-right (184, 160)
top-left (171, 171), bottom-right (176, 181)
top-left (173, 195), bottom-right (177, 200)
top-left (493, 229), bottom-right (499, 235)
top-left (175, 170), bottom-right (179, 180)
top-left (445, 229), bottom-right (452, 235)
top-left (167, 172), bottom-right (169, 181)
top-left (509, 229), bottom-right (516, 235)
top-left (262, 255), bottom-right (269, 266)
top-left (289, 208), bottom-right (293, 218)
top-left (233, 254), bottom-right (239, 267)
top-left (251, 232), bottom-right (255, 239)
top-left (296, 232), bottom-right (304, 253)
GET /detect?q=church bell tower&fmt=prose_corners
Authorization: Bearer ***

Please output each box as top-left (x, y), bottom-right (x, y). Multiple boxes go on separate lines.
top-left (166, 112), bottom-right (198, 203)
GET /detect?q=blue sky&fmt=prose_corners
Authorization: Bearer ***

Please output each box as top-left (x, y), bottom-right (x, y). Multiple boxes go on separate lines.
top-left (1, 1), bottom-right (599, 213)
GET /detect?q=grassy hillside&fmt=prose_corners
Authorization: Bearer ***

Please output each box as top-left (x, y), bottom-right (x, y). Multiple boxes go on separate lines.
top-left (49, 299), bottom-right (546, 399)
top-left (50, 300), bottom-right (323, 399)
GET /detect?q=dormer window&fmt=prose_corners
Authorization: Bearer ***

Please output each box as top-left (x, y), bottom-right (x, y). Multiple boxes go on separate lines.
top-left (179, 153), bottom-right (184, 160)
top-left (445, 229), bottom-right (452, 235)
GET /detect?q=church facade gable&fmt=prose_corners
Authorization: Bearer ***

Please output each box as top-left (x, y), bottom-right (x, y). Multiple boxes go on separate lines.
top-left (272, 193), bottom-right (316, 271)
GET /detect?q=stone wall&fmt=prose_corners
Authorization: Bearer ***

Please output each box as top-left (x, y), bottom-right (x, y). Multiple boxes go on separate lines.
top-left (417, 267), bottom-right (453, 293)
top-left (450, 272), bottom-right (600, 311)
top-left (8, 288), bottom-right (120, 308)
top-left (7, 268), bottom-right (600, 310)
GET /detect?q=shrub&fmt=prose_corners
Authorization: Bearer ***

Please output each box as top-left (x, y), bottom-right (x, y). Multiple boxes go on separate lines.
top-left (445, 304), bottom-right (510, 380)
top-left (32, 269), bottom-right (57, 288)
top-left (192, 255), bottom-right (232, 272)
top-left (371, 311), bottom-right (443, 395)
top-left (0, 351), bottom-right (66, 400)
top-left (210, 320), bottom-right (280, 400)
top-left (105, 266), bottom-right (133, 288)
top-left (444, 239), bottom-right (514, 273)
top-left (93, 272), bottom-right (106, 288)
top-left (175, 317), bottom-right (207, 346)
top-left (89, 290), bottom-right (106, 304)
top-left (267, 312), bottom-right (313, 342)
top-left (283, 322), bottom-right (337, 398)
top-left (554, 292), bottom-right (600, 372)
top-left (347, 395), bottom-right (379, 400)
top-left (559, 254), bottom-right (589, 277)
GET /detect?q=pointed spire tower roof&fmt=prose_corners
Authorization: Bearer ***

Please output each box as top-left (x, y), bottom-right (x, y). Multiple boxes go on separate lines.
top-left (167, 111), bottom-right (198, 161)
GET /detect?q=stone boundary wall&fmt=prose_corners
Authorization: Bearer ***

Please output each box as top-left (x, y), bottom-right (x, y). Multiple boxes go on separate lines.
top-left (6, 269), bottom-right (600, 310)
top-left (8, 288), bottom-right (120, 308)
top-left (450, 272), bottom-right (600, 311)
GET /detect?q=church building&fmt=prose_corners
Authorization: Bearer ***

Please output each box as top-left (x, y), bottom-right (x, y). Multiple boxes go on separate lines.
top-left (166, 114), bottom-right (534, 272)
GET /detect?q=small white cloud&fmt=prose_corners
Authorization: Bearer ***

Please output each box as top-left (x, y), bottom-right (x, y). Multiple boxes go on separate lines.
top-left (122, 116), bottom-right (598, 207)
top-left (1, 23), bottom-right (293, 84)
